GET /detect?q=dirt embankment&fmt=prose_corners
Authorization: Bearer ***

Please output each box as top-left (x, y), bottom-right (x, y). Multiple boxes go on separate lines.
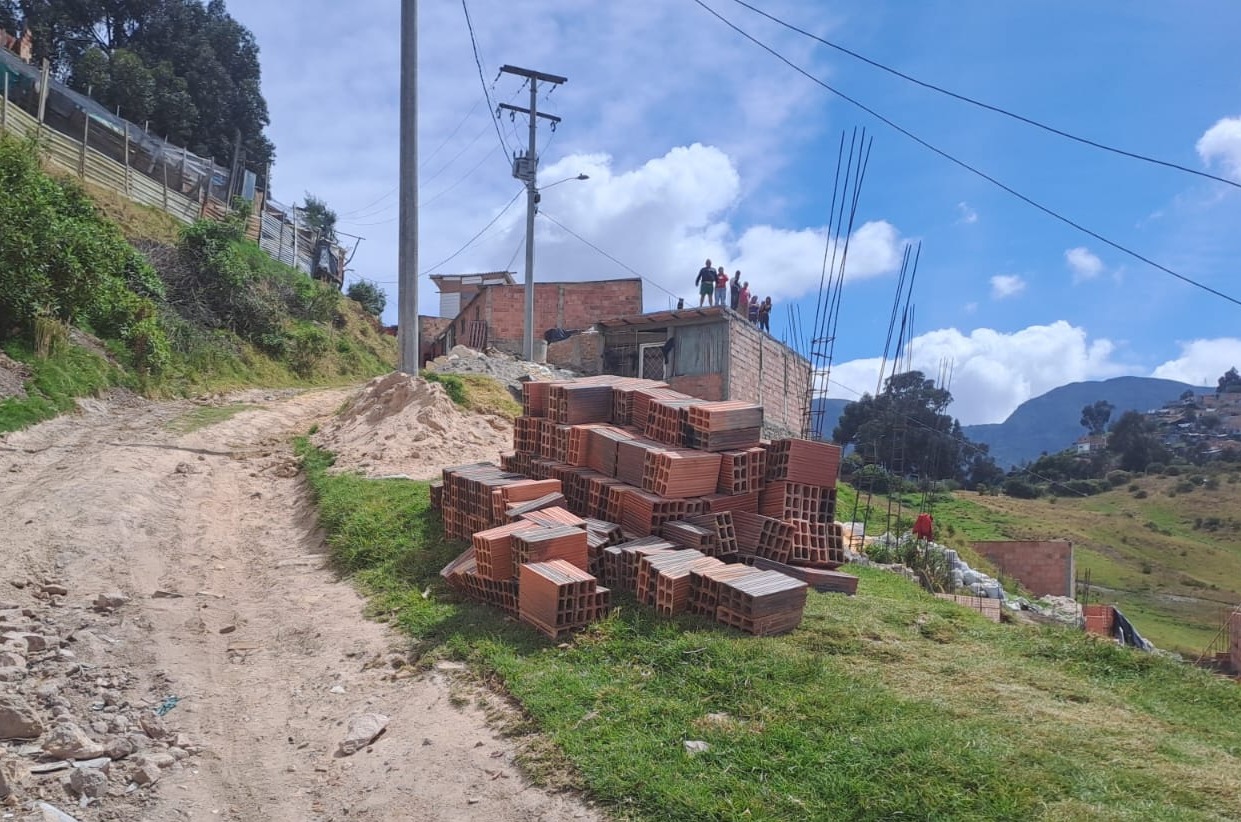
top-left (312, 372), bottom-right (513, 480)
top-left (0, 388), bottom-right (598, 821)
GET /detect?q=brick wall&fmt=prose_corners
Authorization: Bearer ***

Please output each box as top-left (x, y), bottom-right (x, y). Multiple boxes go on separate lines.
top-left (668, 373), bottom-right (725, 400)
top-left (726, 315), bottom-right (809, 435)
top-left (418, 316), bottom-right (452, 365)
top-left (479, 279), bottom-right (643, 354)
top-left (1083, 603), bottom-right (1115, 636)
top-left (972, 540), bottom-right (1074, 597)
top-left (546, 332), bottom-right (605, 374)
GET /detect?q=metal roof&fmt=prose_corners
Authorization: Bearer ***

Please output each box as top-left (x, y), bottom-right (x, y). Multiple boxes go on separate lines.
top-left (596, 306), bottom-right (728, 328)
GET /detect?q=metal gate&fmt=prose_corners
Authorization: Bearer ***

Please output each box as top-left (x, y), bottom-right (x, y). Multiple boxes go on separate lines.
top-left (639, 343), bottom-right (665, 380)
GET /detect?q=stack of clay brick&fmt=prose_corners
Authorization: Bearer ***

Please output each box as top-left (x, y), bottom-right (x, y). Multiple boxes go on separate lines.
top-left (435, 375), bottom-right (857, 639)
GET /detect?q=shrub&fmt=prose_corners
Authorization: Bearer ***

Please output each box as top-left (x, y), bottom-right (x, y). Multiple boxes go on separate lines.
top-left (1003, 478), bottom-right (1041, 499)
top-left (1146, 462), bottom-right (1166, 475)
top-left (1127, 482), bottom-right (1140, 492)
top-left (1174, 480), bottom-right (1195, 494)
top-left (1106, 470), bottom-right (1132, 487)
top-left (346, 280), bottom-right (387, 317)
top-left (288, 323), bottom-right (331, 377)
top-left (1133, 490), bottom-right (1148, 499)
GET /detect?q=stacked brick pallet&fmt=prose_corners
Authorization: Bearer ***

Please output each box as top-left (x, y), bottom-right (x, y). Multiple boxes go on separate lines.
top-left (438, 375), bottom-right (857, 638)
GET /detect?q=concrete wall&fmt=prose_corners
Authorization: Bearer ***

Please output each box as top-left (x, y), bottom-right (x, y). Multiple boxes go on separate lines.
top-left (546, 331), bottom-right (605, 374)
top-left (726, 315), bottom-right (810, 436)
top-left (973, 540), bottom-right (1075, 597)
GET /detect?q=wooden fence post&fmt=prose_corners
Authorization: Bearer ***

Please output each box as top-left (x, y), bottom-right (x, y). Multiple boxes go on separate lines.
top-left (79, 114), bottom-right (89, 179)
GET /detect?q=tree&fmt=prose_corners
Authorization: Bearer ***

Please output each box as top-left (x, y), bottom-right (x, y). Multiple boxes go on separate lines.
top-left (302, 194), bottom-right (337, 244)
top-left (832, 370), bottom-right (997, 485)
top-left (346, 280), bottom-right (386, 317)
top-left (23, 0), bottom-right (274, 176)
top-left (1218, 367), bottom-right (1241, 395)
top-left (1080, 400), bottom-right (1114, 436)
top-left (1108, 411), bottom-right (1170, 472)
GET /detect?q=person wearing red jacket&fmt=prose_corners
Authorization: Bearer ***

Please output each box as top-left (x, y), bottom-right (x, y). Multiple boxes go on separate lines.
top-left (913, 512), bottom-right (934, 542)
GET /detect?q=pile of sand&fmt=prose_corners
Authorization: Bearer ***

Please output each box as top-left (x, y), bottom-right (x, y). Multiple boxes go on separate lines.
top-left (312, 372), bottom-right (514, 480)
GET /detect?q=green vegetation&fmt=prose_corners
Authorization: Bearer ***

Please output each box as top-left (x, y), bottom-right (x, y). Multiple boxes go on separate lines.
top-left (0, 136), bottom-right (394, 430)
top-left (0, 339), bottom-right (126, 432)
top-left (422, 371), bottom-right (521, 420)
top-left (299, 440), bottom-right (1241, 821)
top-left (346, 280), bottom-right (387, 318)
top-left (21, 0), bottom-right (274, 173)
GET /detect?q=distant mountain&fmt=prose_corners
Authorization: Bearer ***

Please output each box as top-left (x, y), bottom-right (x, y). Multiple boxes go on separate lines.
top-left (809, 398), bottom-right (850, 440)
top-left (962, 376), bottom-right (1206, 468)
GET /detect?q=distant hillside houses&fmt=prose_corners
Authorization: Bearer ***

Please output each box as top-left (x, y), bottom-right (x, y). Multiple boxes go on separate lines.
top-left (1149, 389), bottom-right (1241, 460)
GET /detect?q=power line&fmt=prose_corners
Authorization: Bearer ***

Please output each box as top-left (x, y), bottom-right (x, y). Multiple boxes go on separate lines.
top-left (418, 187), bottom-right (525, 276)
top-left (724, 0), bottom-right (1241, 191)
top-left (692, 0), bottom-right (1241, 309)
top-left (462, 0), bottom-right (512, 159)
top-left (537, 211), bottom-right (682, 301)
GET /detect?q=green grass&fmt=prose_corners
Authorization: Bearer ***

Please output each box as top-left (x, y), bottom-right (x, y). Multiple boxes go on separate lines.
top-left (298, 440), bottom-right (1241, 821)
top-left (422, 370), bottom-right (521, 420)
top-left (936, 480), bottom-right (1241, 655)
top-left (0, 340), bottom-right (127, 432)
top-left (166, 403), bottom-right (261, 434)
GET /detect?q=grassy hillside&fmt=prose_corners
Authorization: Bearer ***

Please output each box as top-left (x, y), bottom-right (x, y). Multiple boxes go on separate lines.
top-left (941, 475), bottom-right (1241, 656)
top-left (298, 441), bottom-right (1241, 821)
top-left (0, 135), bottom-right (394, 431)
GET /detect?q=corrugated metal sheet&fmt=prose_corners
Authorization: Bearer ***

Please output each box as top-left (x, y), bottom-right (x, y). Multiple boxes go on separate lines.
top-left (670, 322), bottom-right (728, 377)
top-left (440, 292), bottom-right (461, 319)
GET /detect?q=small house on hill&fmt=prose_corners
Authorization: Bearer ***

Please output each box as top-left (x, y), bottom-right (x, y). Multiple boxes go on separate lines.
top-left (545, 306), bottom-right (810, 436)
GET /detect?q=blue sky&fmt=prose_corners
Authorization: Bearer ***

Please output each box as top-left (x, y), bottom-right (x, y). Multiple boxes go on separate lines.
top-left (228, 0), bottom-right (1241, 425)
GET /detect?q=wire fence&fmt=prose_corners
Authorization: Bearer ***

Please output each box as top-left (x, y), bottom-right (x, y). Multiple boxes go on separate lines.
top-left (0, 46), bottom-right (343, 285)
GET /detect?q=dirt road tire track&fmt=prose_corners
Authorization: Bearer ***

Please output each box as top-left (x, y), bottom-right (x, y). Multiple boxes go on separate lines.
top-left (0, 390), bottom-right (601, 822)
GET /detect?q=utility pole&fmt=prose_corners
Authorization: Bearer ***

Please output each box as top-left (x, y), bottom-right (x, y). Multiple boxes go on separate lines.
top-left (398, 0), bottom-right (420, 373)
top-left (499, 65), bottom-right (566, 362)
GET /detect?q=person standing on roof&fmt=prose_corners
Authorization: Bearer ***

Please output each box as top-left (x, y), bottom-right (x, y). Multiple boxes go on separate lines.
top-left (696, 259), bottom-right (715, 307)
top-left (748, 295), bottom-right (759, 323)
top-left (758, 296), bottom-right (772, 332)
top-left (730, 271), bottom-right (741, 311)
top-left (714, 266), bottom-right (729, 307)
top-left (738, 281), bottom-right (750, 315)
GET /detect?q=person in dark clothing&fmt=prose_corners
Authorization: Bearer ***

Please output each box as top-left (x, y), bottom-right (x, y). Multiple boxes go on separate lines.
top-left (730, 271), bottom-right (741, 311)
top-left (758, 297), bottom-right (771, 332)
top-left (696, 259), bottom-right (715, 306)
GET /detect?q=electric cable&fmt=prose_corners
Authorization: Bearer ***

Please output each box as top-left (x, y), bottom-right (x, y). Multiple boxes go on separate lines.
top-left (537, 211), bottom-right (683, 302)
top-left (462, 0), bottom-right (513, 158)
top-left (691, 0), bottom-right (1241, 308)
top-left (723, 0), bottom-right (1241, 190)
top-left (418, 187), bottom-right (525, 276)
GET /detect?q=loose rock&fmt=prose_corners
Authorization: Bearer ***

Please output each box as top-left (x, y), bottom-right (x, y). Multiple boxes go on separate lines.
top-left (130, 761), bottom-right (161, 786)
top-left (0, 751), bottom-right (21, 798)
top-left (0, 694), bottom-right (44, 740)
top-left (337, 713), bottom-right (389, 756)
top-left (92, 592), bottom-right (129, 612)
top-left (41, 722), bottom-right (106, 760)
top-left (68, 766), bottom-right (108, 798)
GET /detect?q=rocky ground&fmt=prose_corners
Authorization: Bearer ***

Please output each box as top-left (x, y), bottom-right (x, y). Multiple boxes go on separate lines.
top-left (423, 346), bottom-right (578, 397)
top-left (0, 388), bottom-right (601, 822)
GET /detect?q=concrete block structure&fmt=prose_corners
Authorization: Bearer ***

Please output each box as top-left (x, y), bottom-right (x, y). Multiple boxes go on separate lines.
top-left (973, 540), bottom-right (1074, 597)
top-left (593, 307), bottom-right (810, 436)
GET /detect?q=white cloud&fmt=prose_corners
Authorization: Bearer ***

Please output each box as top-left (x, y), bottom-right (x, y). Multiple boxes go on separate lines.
top-left (1196, 117), bottom-right (1241, 181)
top-left (466, 147), bottom-right (907, 309)
top-left (956, 201), bottom-right (978, 224)
top-left (1065, 246), bottom-right (1105, 283)
top-left (989, 274), bottom-right (1026, 300)
top-left (1150, 338), bottom-right (1241, 387)
top-left (227, 0), bottom-right (840, 322)
top-left (826, 321), bottom-right (1131, 425)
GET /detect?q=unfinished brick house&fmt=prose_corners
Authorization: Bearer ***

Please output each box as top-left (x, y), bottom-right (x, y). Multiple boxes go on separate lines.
top-left (547, 306), bottom-right (810, 436)
top-left (428, 277), bottom-right (643, 359)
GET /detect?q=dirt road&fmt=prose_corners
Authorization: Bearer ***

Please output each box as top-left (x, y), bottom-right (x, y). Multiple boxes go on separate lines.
top-left (0, 390), bottom-right (600, 821)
